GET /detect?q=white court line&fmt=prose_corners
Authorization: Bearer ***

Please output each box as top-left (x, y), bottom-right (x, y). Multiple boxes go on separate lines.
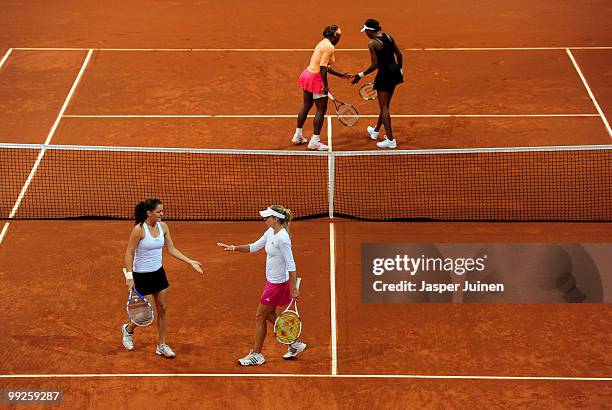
top-left (566, 49), bottom-right (612, 137)
top-left (383, 114), bottom-right (599, 118)
top-left (62, 114), bottom-right (599, 119)
top-left (1, 43), bottom-right (609, 382)
top-left (13, 47), bottom-right (95, 51)
top-left (64, 114), bottom-right (278, 118)
top-left (11, 46), bottom-right (612, 52)
top-left (8, 49), bottom-right (93, 218)
top-left (329, 223), bottom-right (338, 375)
top-left (0, 223), bottom-right (10, 245)
top-left (418, 46), bottom-right (612, 51)
top-left (0, 48), bottom-right (13, 70)
top-left (41, 49), bottom-right (92, 146)
top-left (14, 47), bottom-right (338, 52)
top-left (0, 373), bottom-right (609, 381)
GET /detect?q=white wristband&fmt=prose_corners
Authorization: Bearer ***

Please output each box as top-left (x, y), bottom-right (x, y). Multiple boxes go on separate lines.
top-left (358, 72), bottom-right (364, 78)
top-left (123, 269), bottom-right (133, 280)
top-left (400, 68), bottom-right (403, 75)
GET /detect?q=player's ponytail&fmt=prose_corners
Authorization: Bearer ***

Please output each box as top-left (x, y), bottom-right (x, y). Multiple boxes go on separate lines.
top-left (270, 204), bottom-right (293, 236)
top-left (134, 198), bottom-right (162, 225)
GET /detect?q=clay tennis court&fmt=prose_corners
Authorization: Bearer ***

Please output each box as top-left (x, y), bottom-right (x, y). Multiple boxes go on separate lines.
top-left (1, 1), bottom-right (611, 407)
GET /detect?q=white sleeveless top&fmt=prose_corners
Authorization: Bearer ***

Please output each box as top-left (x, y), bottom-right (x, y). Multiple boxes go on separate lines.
top-left (133, 222), bottom-right (164, 273)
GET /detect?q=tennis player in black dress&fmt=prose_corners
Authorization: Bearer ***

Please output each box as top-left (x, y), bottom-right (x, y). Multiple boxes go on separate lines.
top-left (352, 18), bottom-right (403, 148)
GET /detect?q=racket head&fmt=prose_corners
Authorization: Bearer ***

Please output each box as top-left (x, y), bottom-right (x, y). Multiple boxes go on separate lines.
top-left (126, 289), bottom-right (154, 326)
top-left (337, 103), bottom-right (359, 127)
top-left (274, 310), bottom-right (302, 344)
top-left (359, 83), bottom-right (377, 100)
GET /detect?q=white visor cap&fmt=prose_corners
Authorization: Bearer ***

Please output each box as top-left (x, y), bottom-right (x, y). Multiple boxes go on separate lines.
top-left (259, 207), bottom-right (286, 219)
top-left (360, 25), bottom-right (376, 32)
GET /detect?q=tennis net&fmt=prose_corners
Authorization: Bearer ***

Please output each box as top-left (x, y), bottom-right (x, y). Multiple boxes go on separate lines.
top-left (1, 143), bottom-right (611, 221)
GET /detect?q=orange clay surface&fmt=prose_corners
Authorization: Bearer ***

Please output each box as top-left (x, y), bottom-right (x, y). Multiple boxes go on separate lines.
top-left (1, 0), bottom-right (611, 407)
top-left (0, 49), bottom-right (609, 149)
top-left (0, 221), bottom-right (611, 408)
top-left (1, 1), bottom-right (611, 49)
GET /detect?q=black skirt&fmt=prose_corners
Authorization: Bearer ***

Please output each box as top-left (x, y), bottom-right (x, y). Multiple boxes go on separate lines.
top-left (374, 65), bottom-right (404, 92)
top-left (133, 266), bottom-right (169, 296)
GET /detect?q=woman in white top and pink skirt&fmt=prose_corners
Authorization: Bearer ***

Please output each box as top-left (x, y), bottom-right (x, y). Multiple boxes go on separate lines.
top-left (218, 204), bottom-right (307, 366)
top-left (122, 198), bottom-right (203, 358)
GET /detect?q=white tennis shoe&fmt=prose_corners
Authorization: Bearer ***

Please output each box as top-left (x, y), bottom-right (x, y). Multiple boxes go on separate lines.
top-left (291, 134), bottom-right (307, 144)
top-left (156, 343), bottom-right (176, 359)
top-left (283, 341), bottom-right (307, 360)
top-left (308, 140), bottom-right (329, 151)
top-left (376, 136), bottom-right (397, 149)
top-left (238, 350), bottom-right (266, 366)
top-left (121, 324), bottom-right (134, 351)
top-left (367, 125), bottom-right (379, 140)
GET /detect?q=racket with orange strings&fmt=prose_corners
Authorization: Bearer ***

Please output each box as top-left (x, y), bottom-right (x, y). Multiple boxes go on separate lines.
top-left (274, 277), bottom-right (302, 344)
top-left (359, 82), bottom-right (377, 100)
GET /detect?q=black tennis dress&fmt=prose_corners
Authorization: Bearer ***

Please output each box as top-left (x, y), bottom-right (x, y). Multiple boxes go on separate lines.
top-left (373, 33), bottom-right (403, 92)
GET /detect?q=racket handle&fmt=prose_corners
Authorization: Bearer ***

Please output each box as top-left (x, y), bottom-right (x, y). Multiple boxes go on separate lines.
top-left (293, 278), bottom-right (301, 315)
top-left (327, 92), bottom-right (334, 101)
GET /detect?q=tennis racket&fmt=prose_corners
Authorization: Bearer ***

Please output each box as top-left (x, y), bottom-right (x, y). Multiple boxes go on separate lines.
top-left (359, 82), bottom-right (377, 100)
top-left (274, 277), bottom-right (302, 344)
top-left (327, 92), bottom-right (359, 127)
top-left (124, 269), bottom-right (154, 326)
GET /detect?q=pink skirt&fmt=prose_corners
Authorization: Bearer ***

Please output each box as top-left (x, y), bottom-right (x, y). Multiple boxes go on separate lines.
top-left (298, 69), bottom-right (324, 94)
top-left (260, 280), bottom-right (292, 306)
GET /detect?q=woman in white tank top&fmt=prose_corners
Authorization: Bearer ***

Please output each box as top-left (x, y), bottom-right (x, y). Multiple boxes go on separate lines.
top-left (122, 198), bottom-right (203, 359)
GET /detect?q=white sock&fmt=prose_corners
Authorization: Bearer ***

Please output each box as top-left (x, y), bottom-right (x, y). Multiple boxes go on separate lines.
top-left (294, 128), bottom-right (303, 137)
top-left (311, 134), bottom-right (320, 142)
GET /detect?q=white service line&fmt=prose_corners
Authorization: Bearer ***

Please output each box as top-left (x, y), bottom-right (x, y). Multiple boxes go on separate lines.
top-left (0, 373), bottom-right (609, 381)
top-left (65, 114), bottom-right (289, 118)
top-left (0, 223), bottom-right (10, 245)
top-left (8, 49), bottom-right (93, 219)
top-left (10, 46), bottom-right (612, 52)
top-left (416, 46), bottom-right (612, 51)
top-left (329, 222), bottom-right (338, 375)
top-left (63, 114), bottom-right (215, 118)
top-left (0, 48), bottom-right (13, 70)
top-left (566, 49), bottom-right (612, 137)
top-left (13, 47), bottom-right (93, 51)
top-left (13, 47), bottom-right (343, 52)
top-left (62, 113), bottom-right (599, 119)
top-left (382, 114), bottom-right (599, 118)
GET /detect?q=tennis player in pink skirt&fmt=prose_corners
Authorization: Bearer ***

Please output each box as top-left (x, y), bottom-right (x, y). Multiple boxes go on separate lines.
top-left (218, 205), bottom-right (306, 366)
top-left (292, 25), bottom-right (352, 150)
